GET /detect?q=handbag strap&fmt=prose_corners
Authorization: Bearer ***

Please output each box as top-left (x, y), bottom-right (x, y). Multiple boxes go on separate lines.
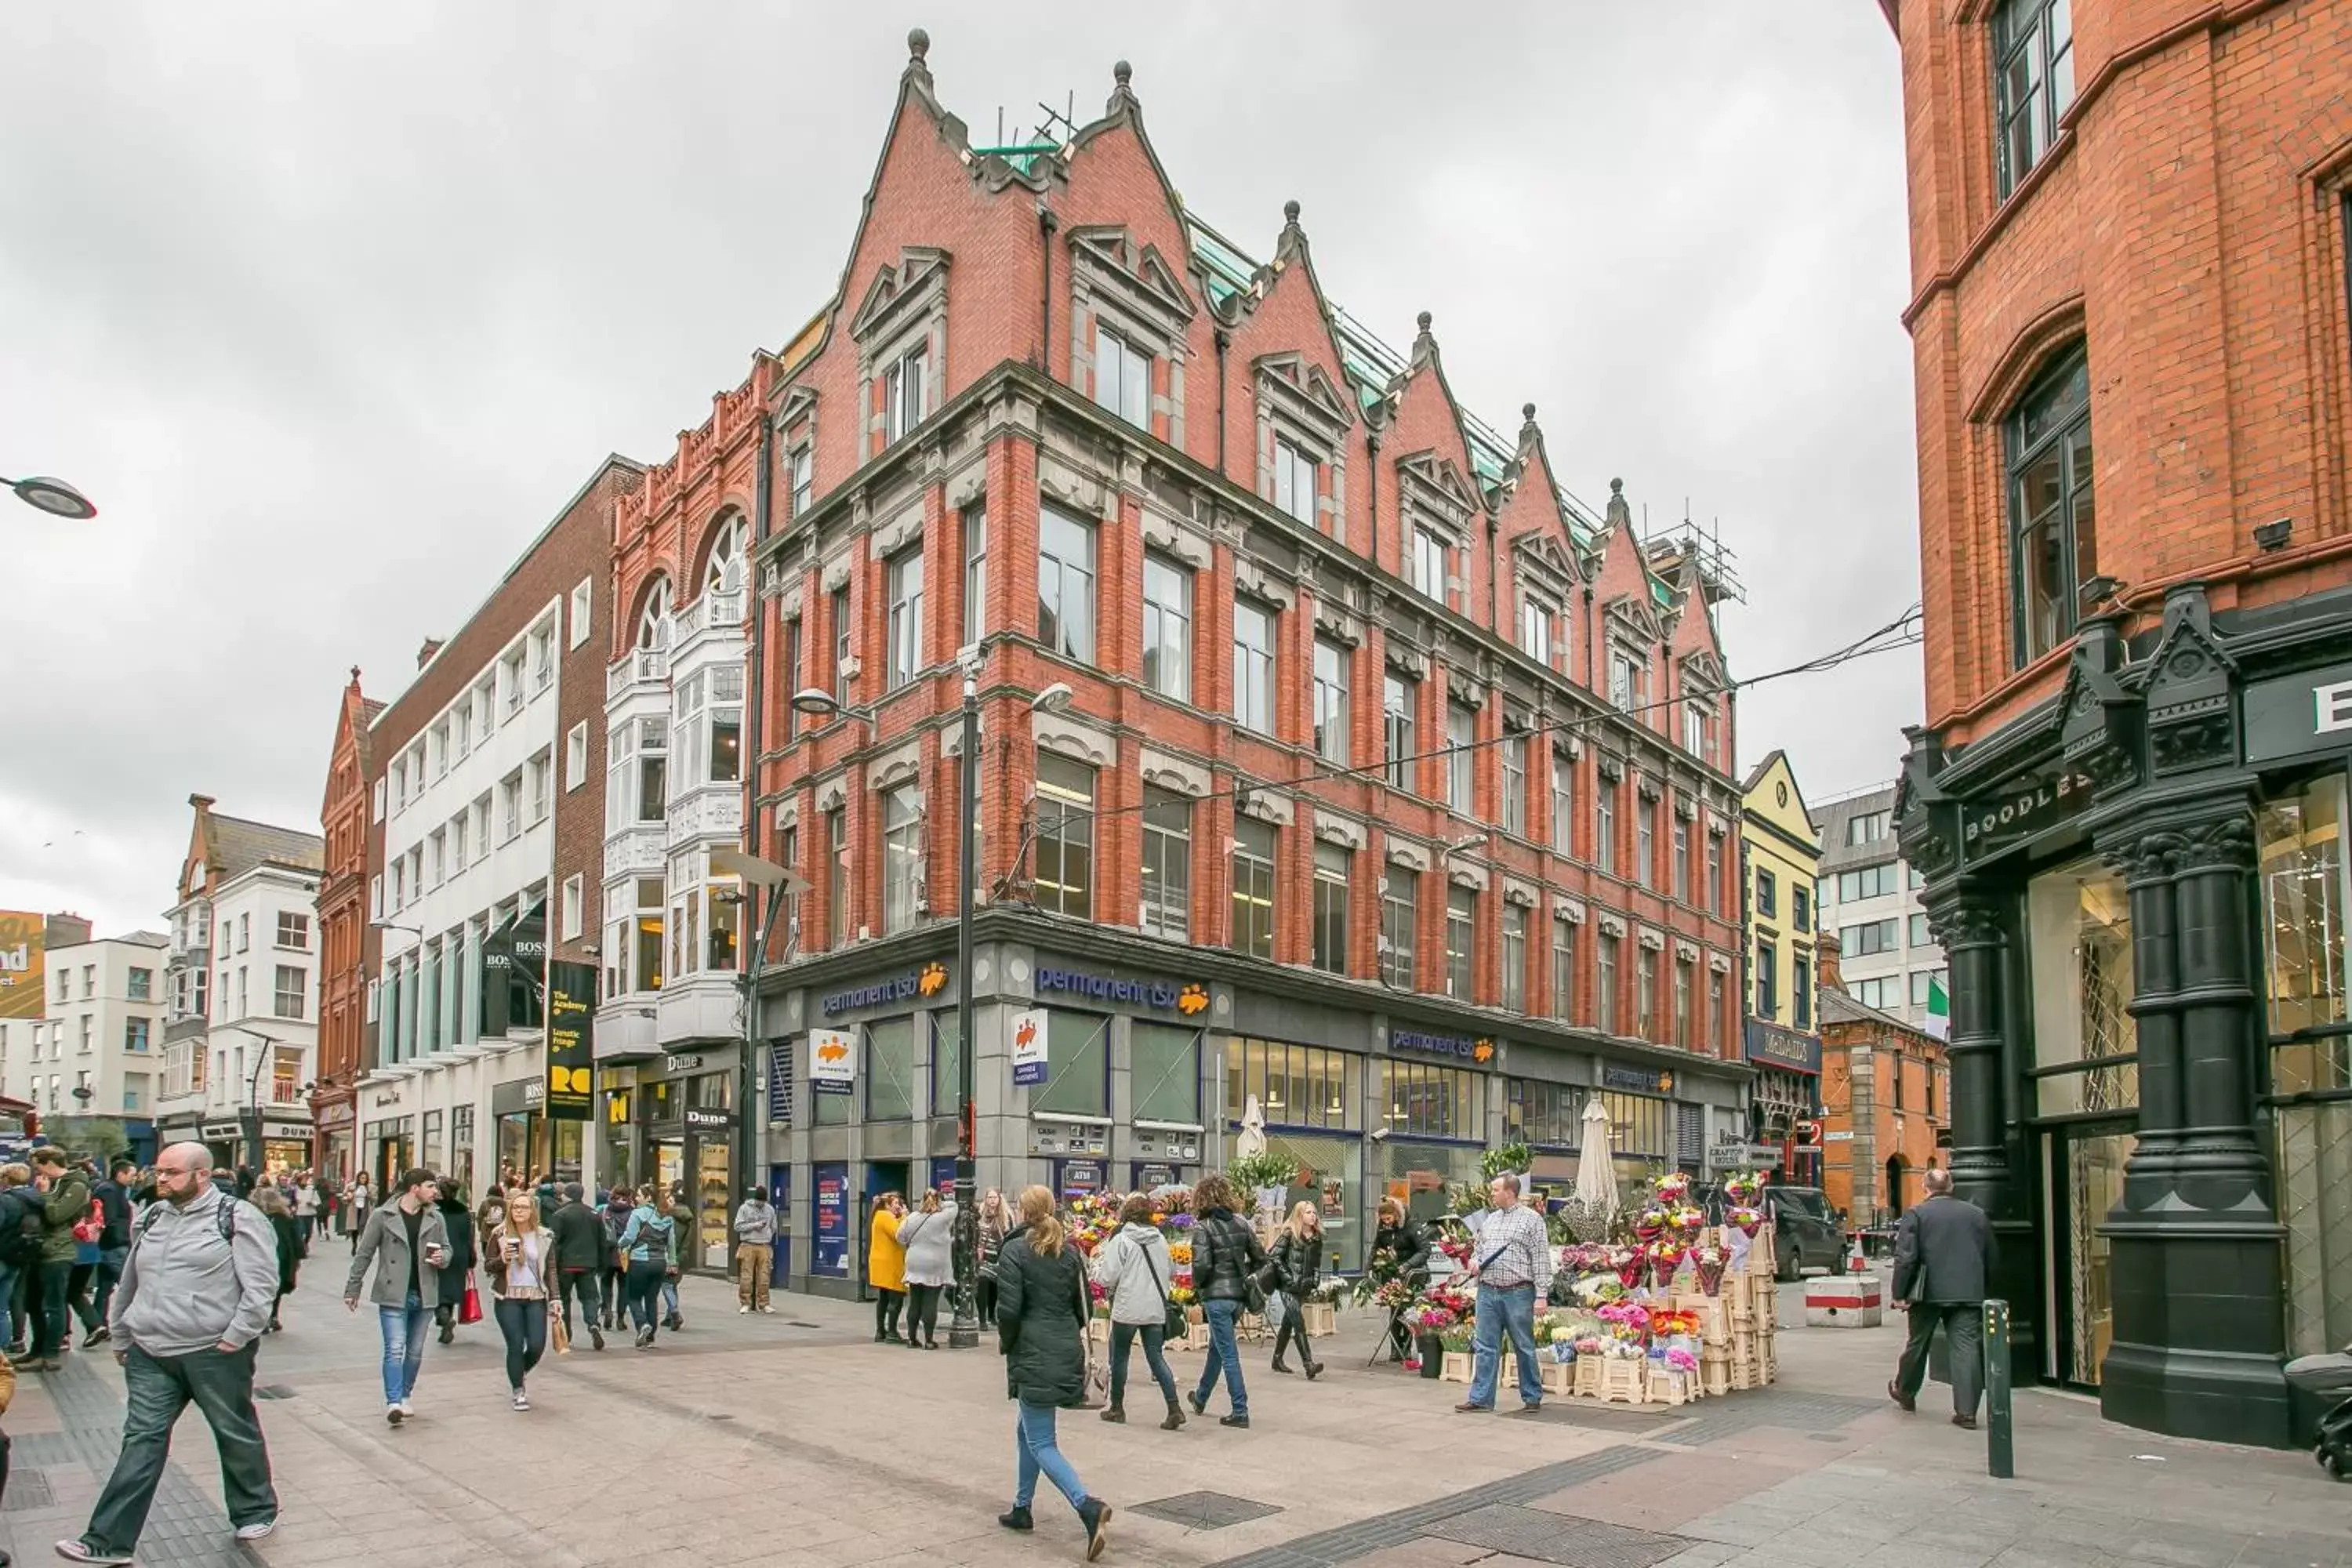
top-left (1141, 1236), bottom-right (1172, 1312)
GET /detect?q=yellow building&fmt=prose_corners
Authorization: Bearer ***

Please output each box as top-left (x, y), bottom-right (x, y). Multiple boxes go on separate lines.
top-left (1739, 751), bottom-right (1824, 1185)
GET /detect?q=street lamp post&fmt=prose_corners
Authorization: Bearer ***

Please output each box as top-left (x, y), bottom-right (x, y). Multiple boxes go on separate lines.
top-left (947, 657), bottom-right (983, 1349)
top-left (230, 1028), bottom-right (281, 1178)
top-left (2, 474), bottom-right (97, 519)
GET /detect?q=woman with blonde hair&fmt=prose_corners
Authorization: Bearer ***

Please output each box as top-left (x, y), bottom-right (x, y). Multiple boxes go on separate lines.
top-left (485, 1191), bottom-right (557, 1410)
top-left (995, 1185), bottom-right (1112, 1558)
top-left (1266, 1200), bottom-right (1326, 1380)
top-left (975, 1189), bottom-right (1010, 1327)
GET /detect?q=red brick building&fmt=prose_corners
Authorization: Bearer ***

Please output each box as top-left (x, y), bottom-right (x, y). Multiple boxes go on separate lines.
top-left (1813, 937), bottom-right (1951, 1226)
top-left (611, 35), bottom-right (1756, 1293)
top-left (1879, 0), bottom-right (2352, 1442)
top-left (312, 668), bottom-right (384, 1180)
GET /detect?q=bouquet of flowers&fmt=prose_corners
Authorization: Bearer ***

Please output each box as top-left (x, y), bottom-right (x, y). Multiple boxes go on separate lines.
top-left (1728, 1206), bottom-right (1765, 1238)
top-left (1653, 1172), bottom-right (1692, 1207)
top-left (1435, 1232), bottom-right (1473, 1270)
top-left (1352, 1245), bottom-right (1403, 1309)
top-left (1596, 1300), bottom-right (1652, 1342)
top-left (1664, 1345), bottom-right (1699, 1374)
top-left (1671, 1205), bottom-right (1707, 1236)
top-left (1065, 1193), bottom-right (1122, 1256)
top-left (1562, 1243), bottom-right (1615, 1275)
top-left (1693, 1241), bottom-right (1730, 1296)
top-left (1088, 1279), bottom-right (1109, 1316)
top-left (1648, 1308), bottom-right (1700, 1340)
top-left (1408, 1299), bottom-right (1463, 1334)
top-left (1573, 1273), bottom-right (1628, 1306)
top-left (1170, 1284), bottom-right (1197, 1307)
top-left (1722, 1171), bottom-right (1765, 1207)
top-left (1647, 1238), bottom-right (1687, 1288)
top-left (1438, 1323), bottom-right (1475, 1353)
top-left (1634, 1205), bottom-right (1668, 1242)
top-left (1372, 1276), bottom-right (1419, 1309)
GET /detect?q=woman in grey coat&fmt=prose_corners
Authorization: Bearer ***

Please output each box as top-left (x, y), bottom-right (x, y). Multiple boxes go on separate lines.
top-left (895, 1189), bottom-right (958, 1351)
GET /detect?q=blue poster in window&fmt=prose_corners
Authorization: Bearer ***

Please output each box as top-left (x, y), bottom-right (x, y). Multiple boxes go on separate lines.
top-left (930, 1156), bottom-right (960, 1197)
top-left (813, 1161), bottom-right (849, 1277)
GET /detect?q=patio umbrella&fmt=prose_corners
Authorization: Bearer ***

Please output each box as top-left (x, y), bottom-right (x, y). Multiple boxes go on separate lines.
top-left (1574, 1097), bottom-right (1619, 1214)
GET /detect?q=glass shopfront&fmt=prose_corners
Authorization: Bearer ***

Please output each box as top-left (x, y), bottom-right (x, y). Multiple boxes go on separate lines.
top-left (1375, 1056), bottom-right (1486, 1228)
top-left (1224, 1036), bottom-right (1364, 1272)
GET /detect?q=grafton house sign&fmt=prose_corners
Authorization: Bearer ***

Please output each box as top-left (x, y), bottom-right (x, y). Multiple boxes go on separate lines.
top-left (1962, 762), bottom-right (2096, 861)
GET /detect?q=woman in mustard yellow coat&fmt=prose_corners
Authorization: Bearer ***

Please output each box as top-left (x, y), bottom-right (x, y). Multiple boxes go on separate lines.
top-left (867, 1192), bottom-right (908, 1343)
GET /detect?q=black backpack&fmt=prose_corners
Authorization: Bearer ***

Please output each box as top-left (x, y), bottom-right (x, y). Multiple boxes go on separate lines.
top-left (132, 1199), bottom-right (238, 1249)
top-left (0, 1191), bottom-right (43, 1269)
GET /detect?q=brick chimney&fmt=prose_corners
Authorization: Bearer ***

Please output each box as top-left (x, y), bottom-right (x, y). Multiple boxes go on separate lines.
top-left (417, 638), bottom-right (445, 670)
top-left (1814, 931), bottom-right (1843, 996)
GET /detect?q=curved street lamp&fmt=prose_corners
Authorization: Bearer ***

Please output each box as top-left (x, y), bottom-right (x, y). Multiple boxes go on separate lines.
top-left (3, 475), bottom-right (97, 520)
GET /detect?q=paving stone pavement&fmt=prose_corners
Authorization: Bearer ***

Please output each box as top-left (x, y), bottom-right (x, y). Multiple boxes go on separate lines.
top-left (0, 1269), bottom-right (2342, 1568)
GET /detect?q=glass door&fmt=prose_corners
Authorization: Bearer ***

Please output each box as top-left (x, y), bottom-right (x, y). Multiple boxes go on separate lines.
top-left (2041, 1122), bottom-right (2136, 1388)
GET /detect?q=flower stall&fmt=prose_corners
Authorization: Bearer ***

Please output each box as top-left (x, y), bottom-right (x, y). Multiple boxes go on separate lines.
top-left (1390, 1169), bottom-right (1780, 1406)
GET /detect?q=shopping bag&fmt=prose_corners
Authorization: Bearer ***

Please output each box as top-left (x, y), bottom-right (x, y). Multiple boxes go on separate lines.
top-left (551, 1307), bottom-right (572, 1356)
top-left (459, 1281), bottom-right (484, 1326)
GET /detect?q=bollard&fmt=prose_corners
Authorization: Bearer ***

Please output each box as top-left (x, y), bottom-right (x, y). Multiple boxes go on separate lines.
top-left (1983, 1298), bottom-right (2013, 1479)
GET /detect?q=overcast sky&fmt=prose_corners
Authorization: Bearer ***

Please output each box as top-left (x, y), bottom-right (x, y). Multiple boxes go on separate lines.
top-left (0, 2), bottom-right (1919, 938)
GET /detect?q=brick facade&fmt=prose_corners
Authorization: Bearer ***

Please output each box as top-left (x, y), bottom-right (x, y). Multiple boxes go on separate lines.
top-left (310, 670), bottom-right (382, 1174)
top-left (1890, 0), bottom-right (2352, 742)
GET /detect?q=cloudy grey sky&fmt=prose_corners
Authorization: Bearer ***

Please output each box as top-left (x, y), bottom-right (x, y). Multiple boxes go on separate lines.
top-left (0, 2), bottom-right (1918, 937)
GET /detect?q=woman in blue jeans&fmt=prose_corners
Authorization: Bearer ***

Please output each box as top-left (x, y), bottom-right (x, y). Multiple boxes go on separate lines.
top-left (994, 1185), bottom-right (1113, 1559)
top-left (1184, 1173), bottom-right (1269, 1429)
top-left (613, 1186), bottom-right (676, 1349)
top-left (343, 1167), bottom-right (449, 1426)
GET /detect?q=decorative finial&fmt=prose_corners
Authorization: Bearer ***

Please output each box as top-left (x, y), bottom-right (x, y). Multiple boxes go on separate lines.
top-left (350, 665), bottom-right (361, 685)
top-left (1283, 198), bottom-right (1300, 224)
top-left (1610, 477), bottom-right (1624, 495)
top-left (1416, 310), bottom-right (1432, 334)
top-left (1113, 59), bottom-right (1131, 87)
top-left (1523, 402), bottom-right (1537, 422)
top-left (907, 27), bottom-right (930, 64)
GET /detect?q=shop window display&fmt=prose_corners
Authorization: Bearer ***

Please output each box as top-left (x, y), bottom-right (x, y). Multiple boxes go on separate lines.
top-left (2026, 859), bottom-right (2139, 1115)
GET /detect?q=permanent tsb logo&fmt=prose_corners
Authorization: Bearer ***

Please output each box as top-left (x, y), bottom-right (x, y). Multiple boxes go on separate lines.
top-left (1036, 965), bottom-right (1204, 1014)
top-left (822, 964), bottom-right (953, 1018)
top-left (1392, 1029), bottom-right (1496, 1065)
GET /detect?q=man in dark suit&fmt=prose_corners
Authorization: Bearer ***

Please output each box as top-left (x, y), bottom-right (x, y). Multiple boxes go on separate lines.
top-left (1888, 1166), bottom-right (1997, 1429)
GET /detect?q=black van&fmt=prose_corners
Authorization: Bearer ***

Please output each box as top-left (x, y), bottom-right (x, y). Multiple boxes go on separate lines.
top-left (1697, 1181), bottom-right (1846, 1280)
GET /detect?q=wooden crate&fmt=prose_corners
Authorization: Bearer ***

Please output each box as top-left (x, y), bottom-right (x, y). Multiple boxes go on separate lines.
top-left (1745, 1229), bottom-right (1777, 1277)
top-left (1596, 1358), bottom-right (1648, 1406)
top-left (1440, 1351), bottom-right (1473, 1384)
top-left (1540, 1357), bottom-right (1577, 1397)
top-left (1673, 1297), bottom-right (1729, 1344)
top-left (1302, 1300), bottom-right (1336, 1338)
top-left (1646, 1366), bottom-right (1693, 1406)
top-left (1701, 1359), bottom-right (1731, 1397)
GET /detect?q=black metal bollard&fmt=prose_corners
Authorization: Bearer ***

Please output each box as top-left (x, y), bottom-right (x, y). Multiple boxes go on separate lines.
top-left (1984, 1298), bottom-right (2013, 1479)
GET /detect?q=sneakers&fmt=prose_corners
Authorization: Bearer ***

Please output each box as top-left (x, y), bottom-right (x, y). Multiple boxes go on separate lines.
top-left (1076, 1497), bottom-right (1113, 1563)
top-left (1186, 1390), bottom-right (1207, 1415)
top-left (996, 1506), bottom-right (1033, 1533)
top-left (635, 1326), bottom-right (655, 1349)
top-left (512, 1386), bottom-right (530, 1411)
top-left (759, 1305), bottom-right (775, 1314)
top-left (82, 1326), bottom-right (111, 1348)
top-left (739, 1305), bottom-right (750, 1315)
top-left (588, 1324), bottom-right (605, 1352)
top-left (386, 1403), bottom-right (405, 1426)
top-left (234, 1519), bottom-right (278, 1542)
top-left (54, 1540), bottom-right (136, 1565)
top-left (398, 1399), bottom-right (415, 1417)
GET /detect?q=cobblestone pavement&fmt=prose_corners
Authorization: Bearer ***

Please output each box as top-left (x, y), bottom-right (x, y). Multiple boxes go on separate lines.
top-left (0, 1268), bottom-right (2341, 1567)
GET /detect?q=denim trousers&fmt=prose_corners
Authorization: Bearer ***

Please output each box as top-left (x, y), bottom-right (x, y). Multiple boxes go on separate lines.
top-left (80, 1344), bottom-right (277, 1556)
top-left (494, 1298), bottom-right (547, 1389)
top-left (1108, 1322), bottom-right (1178, 1407)
top-left (1467, 1282), bottom-right (1542, 1408)
top-left (1192, 1298), bottom-right (1248, 1417)
top-left (376, 1290), bottom-right (431, 1405)
top-left (624, 1261), bottom-right (666, 1333)
top-left (93, 1245), bottom-right (129, 1325)
top-left (30, 1258), bottom-right (74, 1357)
top-left (1012, 1399), bottom-right (1087, 1512)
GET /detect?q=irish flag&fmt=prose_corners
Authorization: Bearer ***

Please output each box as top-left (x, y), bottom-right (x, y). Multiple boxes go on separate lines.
top-left (1923, 973), bottom-right (1951, 1041)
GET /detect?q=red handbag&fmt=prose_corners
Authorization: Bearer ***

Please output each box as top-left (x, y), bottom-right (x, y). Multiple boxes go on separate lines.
top-left (459, 1281), bottom-right (483, 1325)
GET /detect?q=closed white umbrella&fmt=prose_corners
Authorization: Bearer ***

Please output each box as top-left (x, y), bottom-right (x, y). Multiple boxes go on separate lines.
top-left (1575, 1097), bottom-right (1619, 1214)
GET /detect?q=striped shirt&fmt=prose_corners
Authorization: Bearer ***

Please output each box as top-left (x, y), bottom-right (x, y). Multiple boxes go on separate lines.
top-left (1472, 1204), bottom-right (1553, 1295)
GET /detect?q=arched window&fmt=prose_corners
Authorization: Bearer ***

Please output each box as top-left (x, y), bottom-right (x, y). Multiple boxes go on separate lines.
top-left (636, 574), bottom-right (673, 652)
top-left (2006, 347), bottom-right (2094, 666)
top-left (704, 513), bottom-right (750, 597)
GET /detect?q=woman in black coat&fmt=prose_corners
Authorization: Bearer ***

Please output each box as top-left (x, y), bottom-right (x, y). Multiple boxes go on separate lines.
top-left (1372, 1198), bottom-right (1432, 1363)
top-left (256, 1186), bottom-right (300, 1332)
top-left (432, 1181), bottom-right (478, 1344)
top-left (994, 1185), bottom-right (1113, 1559)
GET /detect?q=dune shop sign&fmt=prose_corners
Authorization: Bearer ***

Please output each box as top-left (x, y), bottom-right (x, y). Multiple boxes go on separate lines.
top-left (820, 962), bottom-right (948, 1018)
top-left (1391, 1028), bottom-right (1496, 1065)
top-left (1960, 763), bottom-right (2096, 862)
top-left (543, 960), bottom-right (595, 1122)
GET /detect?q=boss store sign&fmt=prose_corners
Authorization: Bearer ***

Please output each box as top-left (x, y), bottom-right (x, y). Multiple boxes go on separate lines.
top-left (2245, 661), bottom-right (2352, 764)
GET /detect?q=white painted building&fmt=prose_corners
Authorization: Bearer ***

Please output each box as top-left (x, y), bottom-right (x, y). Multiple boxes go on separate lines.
top-left (357, 597), bottom-right (576, 1196)
top-left (0, 931), bottom-right (168, 1157)
top-left (158, 797), bottom-right (325, 1173)
top-left (1812, 783), bottom-right (1947, 1032)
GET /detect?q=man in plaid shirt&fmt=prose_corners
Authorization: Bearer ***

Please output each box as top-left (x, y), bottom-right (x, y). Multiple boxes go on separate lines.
top-left (1457, 1174), bottom-right (1552, 1414)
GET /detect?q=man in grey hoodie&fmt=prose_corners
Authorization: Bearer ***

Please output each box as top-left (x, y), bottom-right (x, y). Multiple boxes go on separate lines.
top-left (731, 1186), bottom-right (777, 1316)
top-left (57, 1142), bottom-right (280, 1566)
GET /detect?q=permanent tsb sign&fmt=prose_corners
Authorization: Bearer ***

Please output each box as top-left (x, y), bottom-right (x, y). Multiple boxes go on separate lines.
top-left (820, 962), bottom-right (949, 1018)
top-left (1391, 1028), bottom-right (1496, 1066)
top-left (1034, 964), bottom-right (1210, 1017)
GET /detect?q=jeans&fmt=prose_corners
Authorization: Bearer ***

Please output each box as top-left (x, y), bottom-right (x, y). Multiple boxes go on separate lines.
top-left (296, 1215), bottom-right (314, 1253)
top-left (737, 1243), bottom-right (772, 1309)
top-left (557, 1269), bottom-right (597, 1339)
top-left (875, 1287), bottom-right (905, 1339)
top-left (1467, 1283), bottom-right (1542, 1408)
top-left (662, 1275), bottom-right (681, 1323)
top-left (1109, 1322), bottom-right (1177, 1408)
top-left (598, 1263), bottom-right (626, 1323)
top-left (624, 1261), bottom-right (666, 1334)
top-left (906, 1283), bottom-right (942, 1343)
top-left (1896, 1301), bottom-right (1984, 1418)
top-left (93, 1246), bottom-right (129, 1325)
top-left (495, 1298), bottom-right (547, 1389)
top-left (30, 1258), bottom-right (74, 1357)
top-left (377, 1290), bottom-right (431, 1406)
top-left (1192, 1298), bottom-right (1248, 1417)
top-left (80, 1343), bottom-right (277, 1556)
top-left (1012, 1400), bottom-right (1087, 1512)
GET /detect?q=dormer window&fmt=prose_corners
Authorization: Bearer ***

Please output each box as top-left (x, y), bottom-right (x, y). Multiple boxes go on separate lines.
top-left (1519, 594), bottom-right (1555, 666)
top-left (1609, 649), bottom-right (1647, 714)
top-left (1093, 322), bottom-right (1151, 429)
top-left (884, 344), bottom-right (928, 445)
top-left (1411, 524), bottom-right (1450, 604)
top-left (1682, 700), bottom-right (1717, 766)
top-left (1274, 437), bottom-right (1317, 526)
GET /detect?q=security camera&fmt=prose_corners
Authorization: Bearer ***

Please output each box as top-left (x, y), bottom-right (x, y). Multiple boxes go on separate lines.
top-left (1367, 1127), bottom-right (1392, 1143)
